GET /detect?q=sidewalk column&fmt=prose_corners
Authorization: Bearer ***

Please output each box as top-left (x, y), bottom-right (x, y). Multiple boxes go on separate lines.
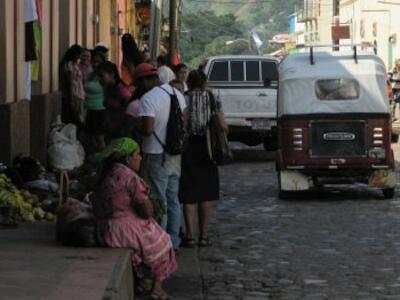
top-left (0, 0), bottom-right (30, 164)
top-left (59, 0), bottom-right (77, 59)
top-left (0, 1), bottom-right (15, 103)
top-left (31, 0), bottom-right (61, 164)
top-left (82, 0), bottom-right (95, 48)
top-left (76, 0), bottom-right (83, 46)
top-left (15, 0), bottom-right (26, 101)
top-left (38, 0), bottom-right (51, 94)
top-left (51, 0), bottom-right (59, 92)
top-left (98, 0), bottom-right (113, 59)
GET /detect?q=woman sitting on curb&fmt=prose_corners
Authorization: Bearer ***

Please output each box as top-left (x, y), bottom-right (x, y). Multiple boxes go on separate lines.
top-left (91, 138), bottom-right (177, 300)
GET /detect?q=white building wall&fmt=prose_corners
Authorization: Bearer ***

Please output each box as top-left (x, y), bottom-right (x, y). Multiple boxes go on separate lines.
top-left (301, 0), bottom-right (334, 46)
top-left (295, 15), bottom-right (305, 45)
top-left (340, 0), bottom-right (400, 70)
top-left (317, 0), bottom-right (334, 45)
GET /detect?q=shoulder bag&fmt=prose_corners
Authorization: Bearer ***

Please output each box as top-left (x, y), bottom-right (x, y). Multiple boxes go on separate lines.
top-left (206, 92), bottom-right (233, 165)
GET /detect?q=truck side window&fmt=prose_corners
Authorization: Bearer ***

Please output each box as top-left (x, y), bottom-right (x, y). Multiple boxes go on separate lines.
top-left (246, 61), bottom-right (260, 81)
top-left (209, 61), bottom-right (229, 81)
top-left (231, 61), bottom-right (244, 81)
top-left (262, 61), bottom-right (278, 81)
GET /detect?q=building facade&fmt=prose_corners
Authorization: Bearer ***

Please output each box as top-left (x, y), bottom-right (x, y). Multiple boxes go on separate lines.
top-left (0, 0), bottom-right (147, 165)
top-left (289, 13), bottom-right (305, 48)
top-left (298, 0), bottom-right (336, 45)
top-left (339, 0), bottom-right (400, 70)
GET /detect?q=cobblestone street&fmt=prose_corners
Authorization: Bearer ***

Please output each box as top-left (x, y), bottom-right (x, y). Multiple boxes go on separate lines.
top-left (198, 148), bottom-right (400, 300)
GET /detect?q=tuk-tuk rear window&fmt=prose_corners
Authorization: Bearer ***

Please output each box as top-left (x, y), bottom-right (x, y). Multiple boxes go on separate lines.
top-left (315, 79), bottom-right (360, 101)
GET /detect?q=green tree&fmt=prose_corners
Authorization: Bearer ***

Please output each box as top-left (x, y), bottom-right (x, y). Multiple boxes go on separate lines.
top-left (179, 11), bottom-right (245, 68)
top-left (180, 0), bottom-right (302, 66)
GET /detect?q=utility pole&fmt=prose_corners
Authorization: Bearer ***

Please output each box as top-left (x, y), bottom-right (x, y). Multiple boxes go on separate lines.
top-left (169, 0), bottom-right (179, 65)
top-left (150, 0), bottom-right (163, 61)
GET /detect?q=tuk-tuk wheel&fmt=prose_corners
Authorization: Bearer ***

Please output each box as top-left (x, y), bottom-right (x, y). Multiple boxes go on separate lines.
top-left (263, 140), bottom-right (277, 152)
top-left (392, 134), bottom-right (399, 143)
top-left (382, 188), bottom-right (395, 199)
top-left (278, 174), bottom-right (293, 200)
top-left (312, 177), bottom-right (323, 188)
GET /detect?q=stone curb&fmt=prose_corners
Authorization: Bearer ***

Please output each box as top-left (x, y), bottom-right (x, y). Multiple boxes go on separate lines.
top-left (103, 250), bottom-right (135, 300)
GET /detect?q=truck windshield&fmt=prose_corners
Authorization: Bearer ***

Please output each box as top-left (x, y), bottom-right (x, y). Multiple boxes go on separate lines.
top-left (315, 79), bottom-right (360, 101)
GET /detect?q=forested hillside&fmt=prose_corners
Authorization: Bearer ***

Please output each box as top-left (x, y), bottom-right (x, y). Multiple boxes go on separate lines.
top-left (180, 0), bottom-right (302, 68)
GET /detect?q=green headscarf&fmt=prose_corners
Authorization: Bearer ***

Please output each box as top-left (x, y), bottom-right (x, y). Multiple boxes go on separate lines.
top-left (90, 138), bottom-right (139, 164)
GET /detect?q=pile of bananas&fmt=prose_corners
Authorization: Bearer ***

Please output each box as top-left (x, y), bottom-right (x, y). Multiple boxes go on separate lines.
top-left (0, 174), bottom-right (55, 222)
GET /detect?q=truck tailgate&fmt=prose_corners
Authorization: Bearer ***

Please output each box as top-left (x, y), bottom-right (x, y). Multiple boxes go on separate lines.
top-left (214, 88), bottom-right (277, 119)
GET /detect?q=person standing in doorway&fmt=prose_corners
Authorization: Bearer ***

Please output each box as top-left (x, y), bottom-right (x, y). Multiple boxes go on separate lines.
top-left (180, 70), bottom-right (228, 247)
top-left (97, 61), bottom-right (132, 142)
top-left (59, 44), bottom-right (86, 128)
top-left (136, 63), bottom-right (187, 251)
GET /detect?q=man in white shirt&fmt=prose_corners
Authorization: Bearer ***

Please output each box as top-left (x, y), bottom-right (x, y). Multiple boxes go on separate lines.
top-left (136, 63), bottom-right (186, 250)
top-left (157, 56), bottom-right (176, 84)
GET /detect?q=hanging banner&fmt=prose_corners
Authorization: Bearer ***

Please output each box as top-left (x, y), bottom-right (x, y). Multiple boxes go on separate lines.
top-left (251, 30), bottom-right (264, 49)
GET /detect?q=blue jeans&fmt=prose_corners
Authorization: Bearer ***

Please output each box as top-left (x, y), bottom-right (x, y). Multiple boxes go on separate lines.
top-left (140, 153), bottom-right (181, 249)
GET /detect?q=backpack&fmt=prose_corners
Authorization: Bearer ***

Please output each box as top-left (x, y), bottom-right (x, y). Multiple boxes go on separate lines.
top-left (154, 86), bottom-right (185, 155)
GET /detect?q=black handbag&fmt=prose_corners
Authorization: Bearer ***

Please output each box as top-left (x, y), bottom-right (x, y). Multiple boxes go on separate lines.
top-left (206, 92), bottom-right (233, 165)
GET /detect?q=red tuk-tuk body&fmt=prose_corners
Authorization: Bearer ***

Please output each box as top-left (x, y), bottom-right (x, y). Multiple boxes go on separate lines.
top-left (276, 50), bottom-right (396, 199)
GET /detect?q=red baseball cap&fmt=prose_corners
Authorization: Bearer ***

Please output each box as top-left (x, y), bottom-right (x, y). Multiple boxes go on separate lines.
top-left (135, 63), bottom-right (158, 80)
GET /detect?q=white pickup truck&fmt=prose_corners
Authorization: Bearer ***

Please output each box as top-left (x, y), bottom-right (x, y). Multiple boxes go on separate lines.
top-left (204, 55), bottom-right (279, 151)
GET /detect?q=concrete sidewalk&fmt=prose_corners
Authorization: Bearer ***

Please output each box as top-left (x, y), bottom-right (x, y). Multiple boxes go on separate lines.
top-left (0, 223), bottom-right (204, 300)
top-left (0, 223), bottom-right (133, 300)
top-left (165, 248), bottom-right (204, 300)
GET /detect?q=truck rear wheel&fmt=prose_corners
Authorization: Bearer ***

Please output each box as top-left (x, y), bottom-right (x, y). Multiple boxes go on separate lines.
top-left (264, 139), bottom-right (277, 152)
top-left (382, 188), bottom-right (395, 199)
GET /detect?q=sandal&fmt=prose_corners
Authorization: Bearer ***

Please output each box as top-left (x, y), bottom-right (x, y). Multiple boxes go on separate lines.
top-left (198, 237), bottom-right (212, 247)
top-left (135, 278), bottom-right (153, 296)
top-left (181, 237), bottom-right (196, 248)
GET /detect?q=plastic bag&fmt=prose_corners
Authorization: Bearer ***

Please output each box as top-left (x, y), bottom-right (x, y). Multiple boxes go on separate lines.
top-left (26, 179), bottom-right (59, 193)
top-left (48, 123), bottom-right (85, 171)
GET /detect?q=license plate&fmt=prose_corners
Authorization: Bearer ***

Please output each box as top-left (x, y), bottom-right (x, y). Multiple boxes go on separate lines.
top-left (251, 119), bottom-right (276, 130)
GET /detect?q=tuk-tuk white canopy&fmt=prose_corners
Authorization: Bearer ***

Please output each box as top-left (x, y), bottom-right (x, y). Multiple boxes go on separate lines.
top-left (278, 51), bottom-right (390, 117)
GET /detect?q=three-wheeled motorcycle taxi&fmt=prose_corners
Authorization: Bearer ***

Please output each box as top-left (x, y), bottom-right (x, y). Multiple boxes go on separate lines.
top-left (276, 47), bottom-right (396, 199)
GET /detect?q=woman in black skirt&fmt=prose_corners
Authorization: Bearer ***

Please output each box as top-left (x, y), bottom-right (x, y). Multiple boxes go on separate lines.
top-left (180, 70), bottom-right (228, 247)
